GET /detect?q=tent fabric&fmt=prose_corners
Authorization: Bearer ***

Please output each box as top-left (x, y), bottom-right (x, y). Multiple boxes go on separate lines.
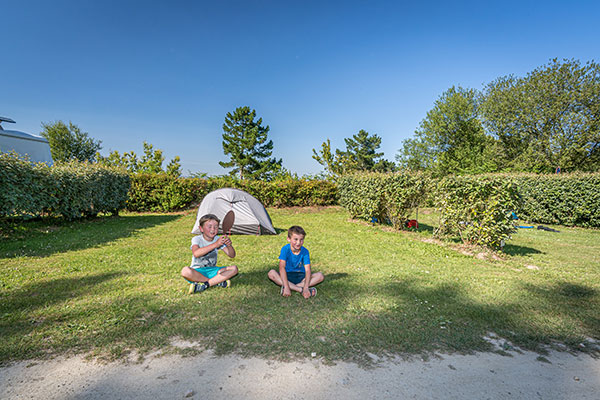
top-left (0, 129), bottom-right (53, 165)
top-left (191, 188), bottom-right (277, 235)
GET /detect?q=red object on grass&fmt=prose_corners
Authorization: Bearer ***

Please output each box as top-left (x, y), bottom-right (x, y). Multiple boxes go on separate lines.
top-left (407, 219), bottom-right (419, 229)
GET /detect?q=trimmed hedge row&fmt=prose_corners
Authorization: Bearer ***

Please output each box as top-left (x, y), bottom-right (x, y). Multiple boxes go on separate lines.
top-left (125, 174), bottom-right (339, 212)
top-left (1, 152), bottom-right (130, 219)
top-left (513, 173), bottom-right (600, 228)
top-left (338, 172), bottom-right (428, 229)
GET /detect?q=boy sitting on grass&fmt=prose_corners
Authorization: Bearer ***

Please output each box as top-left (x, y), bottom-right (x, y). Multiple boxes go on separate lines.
top-left (268, 225), bottom-right (324, 298)
top-left (181, 214), bottom-right (238, 294)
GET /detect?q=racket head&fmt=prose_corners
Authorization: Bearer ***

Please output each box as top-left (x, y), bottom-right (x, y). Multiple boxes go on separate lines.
top-left (221, 210), bottom-right (235, 234)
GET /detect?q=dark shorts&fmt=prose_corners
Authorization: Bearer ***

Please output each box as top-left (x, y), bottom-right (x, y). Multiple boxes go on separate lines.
top-left (286, 270), bottom-right (306, 285)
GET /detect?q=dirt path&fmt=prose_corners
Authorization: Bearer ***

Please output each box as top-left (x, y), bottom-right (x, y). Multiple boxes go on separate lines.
top-left (1, 348), bottom-right (599, 399)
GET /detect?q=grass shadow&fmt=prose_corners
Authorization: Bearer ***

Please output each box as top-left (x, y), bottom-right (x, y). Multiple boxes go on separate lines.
top-left (0, 214), bottom-right (180, 259)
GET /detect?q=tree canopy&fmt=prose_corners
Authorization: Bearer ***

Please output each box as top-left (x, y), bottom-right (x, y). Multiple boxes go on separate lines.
top-left (397, 86), bottom-right (497, 176)
top-left (480, 58), bottom-right (600, 172)
top-left (40, 121), bottom-right (102, 163)
top-left (220, 106), bottom-right (282, 180)
top-left (398, 59), bottom-right (600, 175)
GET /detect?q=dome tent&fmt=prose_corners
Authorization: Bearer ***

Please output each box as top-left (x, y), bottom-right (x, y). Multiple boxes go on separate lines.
top-left (191, 188), bottom-right (277, 235)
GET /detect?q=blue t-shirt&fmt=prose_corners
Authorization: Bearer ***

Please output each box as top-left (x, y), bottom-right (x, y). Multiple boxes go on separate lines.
top-left (278, 243), bottom-right (310, 272)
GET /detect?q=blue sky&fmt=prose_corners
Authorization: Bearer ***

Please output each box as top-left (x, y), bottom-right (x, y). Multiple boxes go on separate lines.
top-left (2, 1), bottom-right (599, 176)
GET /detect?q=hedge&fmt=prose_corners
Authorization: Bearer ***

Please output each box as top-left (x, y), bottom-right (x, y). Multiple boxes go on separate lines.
top-left (125, 175), bottom-right (339, 212)
top-left (1, 152), bottom-right (130, 220)
top-left (512, 173), bottom-right (600, 228)
top-left (338, 172), bottom-right (428, 229)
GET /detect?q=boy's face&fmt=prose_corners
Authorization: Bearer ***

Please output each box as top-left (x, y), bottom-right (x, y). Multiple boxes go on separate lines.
top-left (200, 219), bottom-right (219, 240)
top-left (288, 233), bottom-right (305, 252)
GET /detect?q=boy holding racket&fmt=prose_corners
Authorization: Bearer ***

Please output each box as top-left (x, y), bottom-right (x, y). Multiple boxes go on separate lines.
top-left (181, 214), bottom-right (238, 294)
top-left (268, 225), bottom-right (324, 298)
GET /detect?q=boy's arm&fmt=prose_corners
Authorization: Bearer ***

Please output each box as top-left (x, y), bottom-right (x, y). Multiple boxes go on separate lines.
top-left (221, 236), bottom-right (236, 258)
top-left (279, 259), bottom-right (291, 296)
top-left (302, 264), bottom-right (312, 298)
top-left (191, 236), bottom-right (228, 258)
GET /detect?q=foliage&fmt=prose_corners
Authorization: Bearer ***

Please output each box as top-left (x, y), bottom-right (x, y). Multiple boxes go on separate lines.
top-left (97, 141), bottom-right (182, 177)
top-left (126, 174), bottom-right (338, 212)
top-left (397, 86), bottom-right (498, 176)
top-left (434, 175), bottom-right (521, 249)
top-left (339, 130), bottom-right (395, 172)
top-left (313, 131), bottom-right (394, 178)
top-left (513, 173), bottom-right (600, 227)
top-left (311, 139), bottom-right (347, 177)
top-left (220, 106), bottom-right (282, 180)
top-left (480, 58), bottom-right (600, 172)
top-left (0, 152), bottom-right (130, 220)
top-left (126, 174), bottom-right (208, 212)
top-left (40, 121), bottom-right (102, 163)
top-left (338, 172), bottom-right (428, 229)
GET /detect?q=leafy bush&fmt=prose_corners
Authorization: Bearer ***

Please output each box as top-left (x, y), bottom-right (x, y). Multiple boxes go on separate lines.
top-left (126, 174), bottom-right (208, 212)
top-left (0, 153), bottom-right (130, 220)
top-left (126, 175), bottom-right (338, 212)
top-left (434, 175), bottom-right (521, 249)
top-left (51, 161), bottom-right (131, 218)
top-left (513, 173), bottom-right (600, 228)
top-left (338, 172), bottom-right (429, 229)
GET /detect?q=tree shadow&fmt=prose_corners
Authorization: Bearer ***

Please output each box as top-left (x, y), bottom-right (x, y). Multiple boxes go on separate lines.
top-left (0, 214), bottom-right (180, 259)
top-left (502, 243), bottom-right (543, 256)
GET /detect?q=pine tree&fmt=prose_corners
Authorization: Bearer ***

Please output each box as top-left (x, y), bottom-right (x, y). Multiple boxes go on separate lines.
top-left (219, 106), bottom-right (282, 180)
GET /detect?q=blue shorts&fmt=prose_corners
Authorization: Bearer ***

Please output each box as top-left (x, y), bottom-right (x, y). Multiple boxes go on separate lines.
top-left (286, 270), bottom-right (305, 285)
top-left (187, 266), bottom-right (225, 282)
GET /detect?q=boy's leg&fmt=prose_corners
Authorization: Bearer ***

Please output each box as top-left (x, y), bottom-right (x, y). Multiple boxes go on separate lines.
top-left (267, 269), bottom-right (303, 292)
top-left (296, 272), bottom-right (325, 290)
top-left (208, 265), bottom-right (238, 286)
top-left (181, 266), bottom-right (210, 283)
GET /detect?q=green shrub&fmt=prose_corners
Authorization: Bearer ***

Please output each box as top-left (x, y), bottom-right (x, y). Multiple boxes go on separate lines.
top-left (0, 153), bottom-right (130, 220)
top-left (513, 173), bottom-right (600, 228)
top-left (126, 174), bottom-right (338, 212)
top-left (434, 175), bottom-right (521, 249)
top-left (0, 152), bottom-right (55, 218)
top-left (338, 172), bottom-right (429, 229)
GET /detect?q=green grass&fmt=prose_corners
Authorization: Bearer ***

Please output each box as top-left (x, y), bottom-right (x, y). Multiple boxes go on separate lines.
top-left (1, 207), bottom-right (599, 365)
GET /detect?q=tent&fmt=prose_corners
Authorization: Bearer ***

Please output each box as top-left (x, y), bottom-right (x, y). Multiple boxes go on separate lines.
top-left (191, 188), bottom-right (277, 235)
top-left (0, 117), bottom-right (53, 165)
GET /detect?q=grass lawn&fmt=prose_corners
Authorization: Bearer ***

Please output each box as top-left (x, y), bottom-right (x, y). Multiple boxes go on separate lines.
top-left (1, 207), bottom-right (599, 365)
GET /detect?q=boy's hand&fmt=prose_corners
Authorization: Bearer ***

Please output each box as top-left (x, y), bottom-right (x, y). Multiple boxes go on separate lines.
top-left (302, 288), bottom-right (311, 299)
top-left (282, 287), bottom-right (291, 297)
top-left (217, 236), bottom-right (231, 247)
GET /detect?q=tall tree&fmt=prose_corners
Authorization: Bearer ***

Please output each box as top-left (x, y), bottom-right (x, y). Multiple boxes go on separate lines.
top-left (220, 106), bottom-right (282, 180)
top-left (40, 121), bottom-right (102, 163)
top-left (397, 86), bottom-right (497, 176)
top-left (313, 130), bottom-right (394, 176)
top-left (339, 130), bottom-right (393, 171)
top-left (480, 58), bottom-right (600, 172)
